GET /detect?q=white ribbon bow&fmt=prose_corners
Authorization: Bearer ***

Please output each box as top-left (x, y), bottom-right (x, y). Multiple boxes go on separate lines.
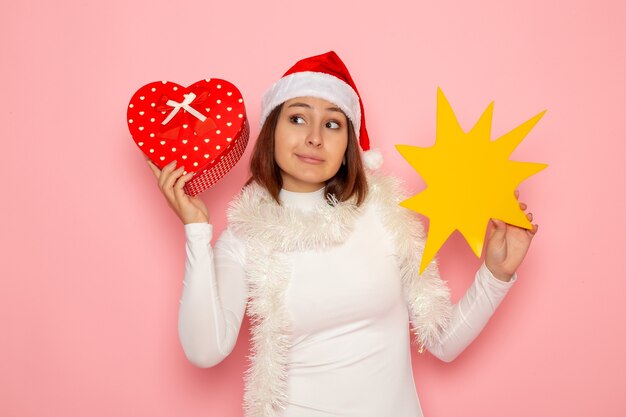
top-left (161, 92), bottom-right (207, 125)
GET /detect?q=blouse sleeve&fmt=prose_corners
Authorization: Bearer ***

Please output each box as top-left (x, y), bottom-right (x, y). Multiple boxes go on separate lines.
top-left (177, 222), bottom-right (248, 368)
top-left (425, 262), bottom-right (517, 362)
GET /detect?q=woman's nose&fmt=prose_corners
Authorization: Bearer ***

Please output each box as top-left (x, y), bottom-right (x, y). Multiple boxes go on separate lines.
top-left (306, 125), bottom-right (323, 148)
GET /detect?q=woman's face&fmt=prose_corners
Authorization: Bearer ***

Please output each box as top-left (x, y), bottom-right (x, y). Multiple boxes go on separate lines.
top-left (274, 96), bottom-right (349, 192)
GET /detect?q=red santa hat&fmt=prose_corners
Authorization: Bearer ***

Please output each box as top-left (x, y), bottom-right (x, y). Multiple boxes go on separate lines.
top-left (260, 51), bottom-right (383, 169)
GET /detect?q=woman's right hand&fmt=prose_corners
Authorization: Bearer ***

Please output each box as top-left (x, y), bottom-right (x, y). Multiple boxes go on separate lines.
top-left (147, 159), bottom-right (210, 225)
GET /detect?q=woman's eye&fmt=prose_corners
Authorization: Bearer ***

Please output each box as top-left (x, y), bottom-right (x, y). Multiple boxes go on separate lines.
top-left (326, 120), bottom-right (341, 129)
top-left (290, 115), bottom-right (305, 124)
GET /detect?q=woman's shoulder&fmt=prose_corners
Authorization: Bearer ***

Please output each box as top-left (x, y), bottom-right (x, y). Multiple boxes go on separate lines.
top-left (363, 172), bottom-right (411, 212)
top-left (224, 181), bottom-right (270, 237)
top-left (363, 172), bottom-right (427, 242)
top-left (214, 225), bottom-right (247, 264)
top-left (227, 181), bottom-right (270, 211)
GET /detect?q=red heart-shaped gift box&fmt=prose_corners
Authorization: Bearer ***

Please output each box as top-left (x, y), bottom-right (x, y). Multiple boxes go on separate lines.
top-left (127, 79), bottom-right (249, 196)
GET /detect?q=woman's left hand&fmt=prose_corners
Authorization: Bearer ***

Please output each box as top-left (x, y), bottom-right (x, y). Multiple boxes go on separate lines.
top-left (485, 190), bottom-right (538, 281)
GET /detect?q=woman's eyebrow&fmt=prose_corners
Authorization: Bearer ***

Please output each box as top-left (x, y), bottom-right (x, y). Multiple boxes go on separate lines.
top-left (287, 103), bottom-right (343, 113)
top-left (287, 102), bottom-right (312, 109)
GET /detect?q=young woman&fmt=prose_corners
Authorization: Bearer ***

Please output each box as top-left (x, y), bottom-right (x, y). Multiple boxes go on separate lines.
top-left (147, 51), bottom-right (538, 417)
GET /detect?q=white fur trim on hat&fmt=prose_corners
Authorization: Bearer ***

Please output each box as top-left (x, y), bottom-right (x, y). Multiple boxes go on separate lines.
top-left (362, 148), bottom-right (383, 170)
top-left (260, 71), bottom-right (362, 139)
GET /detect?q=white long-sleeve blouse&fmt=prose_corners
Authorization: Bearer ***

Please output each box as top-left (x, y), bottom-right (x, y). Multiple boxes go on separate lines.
top-left (178, 187), bottom-right (516, 417)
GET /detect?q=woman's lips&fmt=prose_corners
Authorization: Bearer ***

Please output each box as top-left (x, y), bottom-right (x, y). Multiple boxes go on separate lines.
top-left (296, 154), bottom-right (324, 164)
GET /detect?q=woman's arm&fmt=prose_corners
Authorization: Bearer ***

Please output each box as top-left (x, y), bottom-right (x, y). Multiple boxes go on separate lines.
top-left (145, 160), bottom-right (247, 366)
top-left (426, 190), bottom-right (536, 361)
top-left (177, 223), bottom-right (247, 368)
top-left (425, 262), bottom-right (516, 362)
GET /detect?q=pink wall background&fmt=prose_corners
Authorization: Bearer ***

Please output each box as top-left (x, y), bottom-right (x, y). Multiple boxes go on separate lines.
top-left (2, 0), bottom-right (625, 416)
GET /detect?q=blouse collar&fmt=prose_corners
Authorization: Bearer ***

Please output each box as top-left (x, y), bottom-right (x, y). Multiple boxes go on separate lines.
top-left (278, 187), bottom-right (326, 212)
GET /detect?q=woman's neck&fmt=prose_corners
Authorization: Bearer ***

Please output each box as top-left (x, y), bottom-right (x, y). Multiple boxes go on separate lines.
top-left (278, 187), bottom-right (326, 212)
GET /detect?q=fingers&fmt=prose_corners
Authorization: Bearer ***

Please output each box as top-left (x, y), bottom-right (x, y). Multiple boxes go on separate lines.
top-left (174, 171), bottom-right (195, 202)
top-left (147, 159), bottom-right (189, 205)
top-left (517, 195), bottom-right (535, 228)
top-left (146, 160), bottom-right (161, 178)
top-left (163, 166), bottom-right (185, 190)
top-left (489, 218), bottom-right (506, 236)
top-left (158, 160), bottom-right (179, 189)
top-left (515, 191), bottom-right (533, 225)
top-left (491, 218), bottom-right (506, 229)
top-left (147, 158), bottom-right (203, 224)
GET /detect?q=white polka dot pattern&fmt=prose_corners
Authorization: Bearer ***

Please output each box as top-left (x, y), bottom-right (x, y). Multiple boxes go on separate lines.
top-left (127, 79), bottom-right (249, 195)
top-left (184, 119), bottom-right (249, 196)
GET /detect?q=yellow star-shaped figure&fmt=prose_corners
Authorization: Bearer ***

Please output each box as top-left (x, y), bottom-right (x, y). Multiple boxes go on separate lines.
top-left (397, 88), bottom-right (547, 274)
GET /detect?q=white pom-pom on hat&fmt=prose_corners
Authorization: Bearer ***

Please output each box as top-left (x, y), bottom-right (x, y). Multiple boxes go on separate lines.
top-left (362, 148), bottom-right (384, 170)
top-left (261, 51), bottom-right (382, 169)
